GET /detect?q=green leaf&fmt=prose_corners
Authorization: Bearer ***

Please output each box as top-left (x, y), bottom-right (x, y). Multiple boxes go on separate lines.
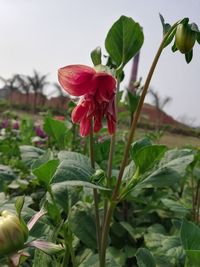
top-left (185, 250), bottom-right (200, 267)
top-left (181, 220), bottom-right (200, 267)
top-left (122, 161), bottom-right (136, 180)
top-left (133, 149), bottom-right (194, 191)
top-left (191, 23), bottom-right (199, 33)
top-left (51, 152), bottom-right (94, 184)
top-left (69, 202), bottom-right (97, 249)
top-left (120, 221), bottom-right (135, 240)
top-left (161, 198), bottom-right (190, 217)
top-left (79, 251), bottom-right (121, 267)
top-left (52, 180), bottom-right (109, 191)
top-left (136, 167), bottom-right (180, 189)
top-left (90, 46), bottom-right (102, 66)
top-left (160, 149), bottom-right (194, 175)
top-left (163, 28), bottom-right (176, 48)
top-left (107, 247), bottom-right (126, 266)
top-left (31, 150), bottom-right (52, 170)
top-left (32, 249), bottom-right (55, 267)
top-left (181, 220), bottom-right (200, 250)
top-left (0, 164), bottom-right (16, 183)
top-left (159, 13), bottom-right (171, 35)
top-left (32, 159), bottom-right (59, 187)
top-left (133, 144), bottom-right (167, 173)
top-left (136, 248), bottom-right (156, 267)
top-left (15, 196), bottom-right (25, 218)
top-left (154, 254), bottom-right (174, 267)
top-left (197, 32), bottom-right (200, 44)
top-left (160, 148), bottom-right (193, 162)
top-left (171, 41), bottom-right (178, 52)
top-left (105, 15), bottom-right (144, 67)
top-left (127, 91), bottom-right (140, 113)
top-left (43, 117), bottom-right (67, 148)
top-left (58, 151), bottom-right (93, 167)
top-left (130, 138), bottom-right (152, 161)
top-left (20, 145), bottom-right (44, 168)
top-left (185, 49), bottom-right (193, 63)
top-left (50, 183), bottom-right (68, 213)
top-left (79, 253), bottom-right (99, 267)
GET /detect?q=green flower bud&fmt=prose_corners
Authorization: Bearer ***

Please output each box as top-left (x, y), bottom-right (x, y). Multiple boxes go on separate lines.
top-left (175, 23), bottom-right (196, 54)
top-left (0, 210), bottom-right (28, 257)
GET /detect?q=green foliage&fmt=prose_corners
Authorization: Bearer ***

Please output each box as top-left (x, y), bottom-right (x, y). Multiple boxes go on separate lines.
top-left (136, 248), bottom-right (156, 267)
top-left (33, 159), bottom-right (59, 187)
top-left (51, 151), bottom-right (94, 184)
top-left (20, 145), bottom-right (45, 168)
top-left (69, 202), bottom-right (97, 249)
top-left (105, 15), bottom-right (144, 68)
top-left (131, 142), bottom-right (167, 174)
top-left (181, 220), bottom-right (200, 266)
top-left (0, 164), bottom-right (17, 192)
top-left (90, 46), bottom-right (102, 66)
top-left (43, 117), bottom-right (69, 148)
top-left (127, 90), bottom-right (140, 114)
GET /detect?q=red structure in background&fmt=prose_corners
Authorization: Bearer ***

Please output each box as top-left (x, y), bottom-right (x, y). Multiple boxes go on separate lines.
top-left (8, 91), bottom-right (69, 110)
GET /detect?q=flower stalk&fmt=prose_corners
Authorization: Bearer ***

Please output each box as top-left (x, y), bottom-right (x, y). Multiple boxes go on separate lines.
top-left (89, 120), bottom-right (102, 264)
top-left (99, 21), bottom-right (180, 267)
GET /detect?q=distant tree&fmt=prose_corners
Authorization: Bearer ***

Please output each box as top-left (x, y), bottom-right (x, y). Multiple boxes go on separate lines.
top-left (53, 82), bottom-right (69, 107)
top-left (0, 75), bottom-right (19, 105)
top-left (149, 88), bottom-right (172, 126)
top-left (15, 75), bottom-right (31, 107)
top-left (27, 70), bottom-right (48, 113)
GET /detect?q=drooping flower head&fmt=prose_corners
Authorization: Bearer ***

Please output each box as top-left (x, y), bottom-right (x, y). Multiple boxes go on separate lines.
top-left (58, 65), bottom-right (116, 136)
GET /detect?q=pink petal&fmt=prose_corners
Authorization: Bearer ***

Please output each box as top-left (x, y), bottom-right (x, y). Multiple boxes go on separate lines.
top-left (27, 208), bottom-right (47, 231)
top-left (71, 96), bottom-right (96, 123)
top-left (95, 73), bottom-right (116, 103)
top-left (106, 97), bottom-right (116, 135)
top-left (107, 96), bottom-right (116, 118)
top-left (27, 240), bottom-right (64, 255)
top-left (79, 116), bottom-right (91, 137)
top-left (58, 65), bottom-right (97, 96)
top-left (107, 114), bottom-right (116, 135)
top-left (94, 109), bottom-right (103, 133)
top-left (71, 102), bottom-right (87, 123)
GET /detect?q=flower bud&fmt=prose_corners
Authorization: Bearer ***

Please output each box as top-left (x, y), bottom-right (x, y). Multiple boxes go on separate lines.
top-left (0, 210), bottom-right (28, 257)
top-left (175, 23), bottom-right (196, 53)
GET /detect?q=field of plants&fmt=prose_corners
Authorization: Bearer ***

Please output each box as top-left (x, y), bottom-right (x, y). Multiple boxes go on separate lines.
top-left (0, 14), bottom-right (200, 267)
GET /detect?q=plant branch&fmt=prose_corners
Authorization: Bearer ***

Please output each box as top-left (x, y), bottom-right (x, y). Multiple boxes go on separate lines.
top-left (99, 22), bottom-right (180, 267)
top-left (112, 23), bottom-right (179, 200)
top-left (89, 121), bottom-right (102, 262)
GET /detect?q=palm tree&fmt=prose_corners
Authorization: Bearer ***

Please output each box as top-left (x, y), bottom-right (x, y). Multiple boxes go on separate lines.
top-left (0, 75), bottom-right (19, 105)
top-left (27, 70), bottom-right (48, 113)
top-left (53, 82), bottom-right (69, 107)
top-left (15, 75), bottom-right (31, 108)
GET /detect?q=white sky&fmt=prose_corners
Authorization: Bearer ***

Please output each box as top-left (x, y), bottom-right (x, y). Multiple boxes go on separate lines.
top-left (0, 0), bottom-right (200, 126)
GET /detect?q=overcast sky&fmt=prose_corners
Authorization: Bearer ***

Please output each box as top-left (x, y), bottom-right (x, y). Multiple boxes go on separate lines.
top-left (0, 0), bottom-right (200, 126)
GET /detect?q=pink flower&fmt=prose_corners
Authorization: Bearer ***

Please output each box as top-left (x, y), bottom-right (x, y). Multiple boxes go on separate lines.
top-left (58, 65), bottom-right (116, 136)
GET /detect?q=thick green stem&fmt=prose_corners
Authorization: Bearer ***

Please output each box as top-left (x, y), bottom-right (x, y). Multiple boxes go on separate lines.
top-left (89, 121), bottom-right (102, 264)
top-left (100, 203), bottom-right (115, 267)
top-left (100, 23), bottom-right (180, 266)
